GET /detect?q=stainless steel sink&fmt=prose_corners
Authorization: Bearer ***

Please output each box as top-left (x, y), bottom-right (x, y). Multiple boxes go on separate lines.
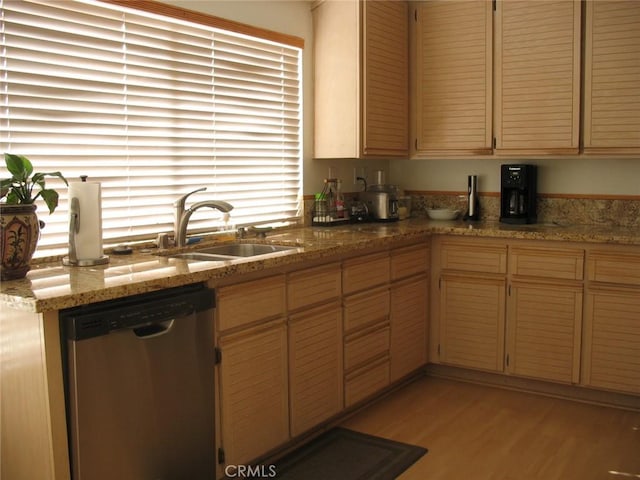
top-left (196, 243), bottom-right (297, 257)
top-left (170, 253), bottom-right (237, 262)
top-left (168, 243), bottom-right (298, 261)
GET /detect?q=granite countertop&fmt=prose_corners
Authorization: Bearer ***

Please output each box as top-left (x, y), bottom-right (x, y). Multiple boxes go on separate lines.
top-left (1, 218), bottom-right (639, 313)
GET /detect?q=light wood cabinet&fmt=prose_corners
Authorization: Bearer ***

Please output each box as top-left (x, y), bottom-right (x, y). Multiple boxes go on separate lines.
top-left (509, 246), bottom-right (584, 281)
top-left (217, 275), bottom-right (286, 332)
top-left (289, 301), bottom-right (343, 437)
top-left (434, 239), bottom-right (588, 381)
top-left (287, 262), bottom-right (341, 312)
top-left (343, 286), bottom-right (390, 334)
top-left (287, 264), bottom-right (343, 437)
top-left (507, 281), bottom-right (582, 384)
top-left (413, 0), bottom-right (581, 156)
top-left (439, 273), bottom-right (506, 372)
top-left (583, 249), bottom-right (640, 395)
top-left (217, 320), bottom-right (289, 467)
top-left (343, 285), bottom-right (390, 407)
top-left (389, 243), bottom-right (429, 381)
top-left (440, 240), bottom-right (507, 274)
top-left (342, 252), bottom-right (391, 407)
top-left (345, 355), bottom-right (390, 407)
top-left (413, 0), bottom-right (493, 155)
top-left (390, 275), bottom-right (428, 382)
top-left (494, 0), bottom-right (581, 154)
top-left (583, 287), bottom-right (640, 395)
top-left (433, 238), bottom-right (587, 382)
top-left (506, 246), bottom-right (584, 384)
top-left (587, 251), bottom-right (640, 286)
top-left (431, 237), bottom-right (640, 399)
top-left (583, 0), bottom-right (640, 154)
top-left (411, 0), bottom-right (637, 156)
top-left (342, 251), bottom-right (390, 295)
top-left (313, 0), bottom-right (409, 158)
top-left (433, 237), bottom-right (508, 372)
top-left (216, 275), bottom-right (289, 468)
top-left (345, 323), bottom-right (390, 371)
top-left (390, 242), bottom-right (429, 281)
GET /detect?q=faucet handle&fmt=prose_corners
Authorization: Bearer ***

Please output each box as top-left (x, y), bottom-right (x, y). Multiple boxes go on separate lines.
top-left (174, 187), bottom-right (206, 209)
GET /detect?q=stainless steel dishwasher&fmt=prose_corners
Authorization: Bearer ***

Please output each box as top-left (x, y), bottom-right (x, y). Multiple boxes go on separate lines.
top-left (60, 283), bottom-right (215, 480)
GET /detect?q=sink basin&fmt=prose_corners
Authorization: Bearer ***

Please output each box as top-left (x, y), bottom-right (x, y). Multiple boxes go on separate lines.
top-left (167, 243), bottom-right (298, 261)
top-left (196, 243), bottom-right (297, 257)
top-left (170, 253), bottom-right (236, 262)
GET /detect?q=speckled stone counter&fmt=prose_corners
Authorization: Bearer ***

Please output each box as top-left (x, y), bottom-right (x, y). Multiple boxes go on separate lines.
top-left (1, 218), bottom-right (639, 313)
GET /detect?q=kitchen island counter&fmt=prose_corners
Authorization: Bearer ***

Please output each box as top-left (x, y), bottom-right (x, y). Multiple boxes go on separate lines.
top-left (2, 218), bottom-right (639, 313)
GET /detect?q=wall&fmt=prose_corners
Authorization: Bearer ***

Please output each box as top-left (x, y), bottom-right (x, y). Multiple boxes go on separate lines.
top-left (389, 157), bottom-right (640, 196)
top-left (164, 1), bottom-right (639, 199)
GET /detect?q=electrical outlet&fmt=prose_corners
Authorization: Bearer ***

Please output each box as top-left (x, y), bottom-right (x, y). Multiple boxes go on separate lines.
top-left (353, 166), bottom-right (367, 186)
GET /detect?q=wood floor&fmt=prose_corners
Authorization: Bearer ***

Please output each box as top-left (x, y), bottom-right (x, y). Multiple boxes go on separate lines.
top-left (340, 376), bottom-right (640, 480)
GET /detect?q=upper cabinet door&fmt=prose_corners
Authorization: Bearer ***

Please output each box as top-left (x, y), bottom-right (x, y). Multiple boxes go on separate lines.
top-left (362, 0), bottom-right (409, 157)
top-left (313, 0), bottom-right (409, 159)
top-left (494, 0), bottom-right (581, 155)
top-left (413, 1), bottom-right (493, 156)
top-left (583, 0), bottom-right (640, 154)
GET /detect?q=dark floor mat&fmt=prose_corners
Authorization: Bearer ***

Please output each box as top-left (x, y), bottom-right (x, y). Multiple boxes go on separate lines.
top-left (258, 427), bottom-right (428, 480)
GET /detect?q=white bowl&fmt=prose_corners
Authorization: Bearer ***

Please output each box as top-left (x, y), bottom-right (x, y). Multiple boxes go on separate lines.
top-left (427, 208), bottom-right (460, 220)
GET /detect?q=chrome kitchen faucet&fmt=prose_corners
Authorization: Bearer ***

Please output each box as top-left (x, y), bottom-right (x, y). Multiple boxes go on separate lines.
top-left (173, 187), bottom-right (234, 247)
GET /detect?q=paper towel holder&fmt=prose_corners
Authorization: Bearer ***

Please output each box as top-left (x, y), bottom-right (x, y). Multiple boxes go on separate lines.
top-left (62, 177), bottom-right (109, 267)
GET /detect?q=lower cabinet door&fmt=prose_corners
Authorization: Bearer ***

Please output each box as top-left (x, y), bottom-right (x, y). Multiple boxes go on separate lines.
top-left (583, 288), bottom-right (640, 395)
top-left (218, 320), bottom-right (289, 467)
top-left (439, 274), bottom-right (506, 372)
top-left (507, 281), bottom-right (583, 384)
top-left (390, 275), bottom-right (428, 382)
top-left (289, 302), bottom-right (343, 437)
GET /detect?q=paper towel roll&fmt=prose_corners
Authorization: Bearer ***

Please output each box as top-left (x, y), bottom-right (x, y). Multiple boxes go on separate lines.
top-left (68, 181), bottom-right (103, 260)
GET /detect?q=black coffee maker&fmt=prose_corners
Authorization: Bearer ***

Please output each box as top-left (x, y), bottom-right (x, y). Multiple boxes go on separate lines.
top-left (500, 164), bottom-right (537, 224)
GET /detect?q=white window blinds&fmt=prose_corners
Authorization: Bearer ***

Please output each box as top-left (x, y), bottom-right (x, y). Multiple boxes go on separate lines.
top-left (0, 0), bottom-right (303, 257)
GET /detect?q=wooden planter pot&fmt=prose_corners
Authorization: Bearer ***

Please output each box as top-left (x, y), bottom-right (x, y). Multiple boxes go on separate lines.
top-left (0, 204), bottom-right (41, 280)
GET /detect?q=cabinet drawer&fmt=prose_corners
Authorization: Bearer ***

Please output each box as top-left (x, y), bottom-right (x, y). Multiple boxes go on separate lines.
top-left (440, 241), bottom-right (507, 274)
top-left (343, 286), bottom-right (390, 333)
top-left (343, 252), bottom-right (390, 295)
top-left (510, 246), bottom-right (584, 281)
top-left (288, 263), bottom-right (341, 311)
top-left (344, 324), bottom-right (390, 372)
top-left (588, 251), bottom-right (640, 286)
top-left (391, 243), bottom-right (429, 280)
top-left (344, 356), bottom-right (390, 407)
top-left (217, 275), bottom-right (286, 332)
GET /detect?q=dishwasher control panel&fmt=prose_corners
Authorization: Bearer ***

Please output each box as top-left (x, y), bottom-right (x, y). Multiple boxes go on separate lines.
top-left (60, 283), bottom-right (214, 340)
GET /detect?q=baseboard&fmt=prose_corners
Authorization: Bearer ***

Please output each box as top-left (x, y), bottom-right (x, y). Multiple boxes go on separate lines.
top-left (425, 363), bottom-right (640, 411)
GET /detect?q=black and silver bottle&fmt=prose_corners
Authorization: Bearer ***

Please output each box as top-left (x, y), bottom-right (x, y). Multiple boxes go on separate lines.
top-left (463, 175), bottom-right (480, 221)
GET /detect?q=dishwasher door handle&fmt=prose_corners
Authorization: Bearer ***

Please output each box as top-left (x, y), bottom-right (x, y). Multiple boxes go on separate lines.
top-left (132, 319), bottom-right (177, 339)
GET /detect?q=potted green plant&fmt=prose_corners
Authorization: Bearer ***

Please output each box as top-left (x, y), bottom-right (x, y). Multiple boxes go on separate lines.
top-left (1, 153), bottom-right (68, 280)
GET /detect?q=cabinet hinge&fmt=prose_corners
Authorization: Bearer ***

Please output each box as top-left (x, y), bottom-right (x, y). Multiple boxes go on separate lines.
top-left (508, 284), bottom-right (511, 296)
top-left (437, 344), bottom-right (441, 356)
top-left (506, 354), bottom-right (510, 367)
top-left (438, 277), bottom-right (442, 290)
top-left (414, 138), bottom-right (418, 150)
top-left (218, 447), bottom-right (225, 464)
top-left (493, 0), bottom-right (497, 12)
top-left (215, 347), bottom-right (222, 365)
top-left (414, 8), bottom-right (418, 22)
top-left (493, 137), bottom-right (497, 149)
